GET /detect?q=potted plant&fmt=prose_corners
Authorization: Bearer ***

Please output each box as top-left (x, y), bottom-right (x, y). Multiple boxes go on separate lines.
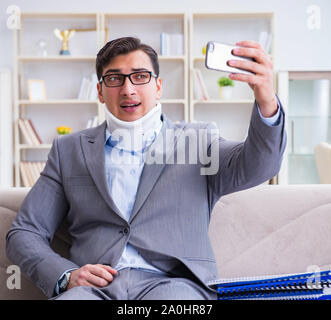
top-left (218, 76), bottom-right (234, 99)
top-left (57, 126), bottom-right (72, 137)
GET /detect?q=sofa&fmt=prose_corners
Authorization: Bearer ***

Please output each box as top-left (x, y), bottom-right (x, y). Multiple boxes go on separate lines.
top-left (315, 142), bottom-right (331, 183)
top-left (1, 184), bottom-right (331, 300)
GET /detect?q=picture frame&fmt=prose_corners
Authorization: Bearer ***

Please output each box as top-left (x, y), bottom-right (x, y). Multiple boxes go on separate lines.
top-left (27, 79), bottom-right (46, 101)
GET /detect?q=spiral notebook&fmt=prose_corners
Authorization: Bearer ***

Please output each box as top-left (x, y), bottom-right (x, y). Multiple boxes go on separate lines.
top-left (207, 270), bottom-right (331, 300)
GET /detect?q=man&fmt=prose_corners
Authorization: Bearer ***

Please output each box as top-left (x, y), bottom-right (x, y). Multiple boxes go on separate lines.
top-left (6, 37), bottom-right (286, 300)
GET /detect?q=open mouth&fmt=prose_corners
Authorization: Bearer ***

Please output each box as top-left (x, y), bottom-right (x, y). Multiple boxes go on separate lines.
top-left (120, 103), bottom-right (141, 108)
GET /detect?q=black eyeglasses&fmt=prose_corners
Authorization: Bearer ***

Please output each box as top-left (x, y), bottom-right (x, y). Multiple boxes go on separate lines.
top-left (99, 71), bottom-right (157, 87)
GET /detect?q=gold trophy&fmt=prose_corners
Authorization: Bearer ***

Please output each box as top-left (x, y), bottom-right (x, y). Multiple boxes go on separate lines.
top-left (53, 28), bottom-right (75, 55)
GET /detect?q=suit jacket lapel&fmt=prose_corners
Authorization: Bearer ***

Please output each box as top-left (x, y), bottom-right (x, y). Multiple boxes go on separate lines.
top-left (80, 121), bottom-right (123, 220)
top-left (129, 114), bottom-right (185, 223)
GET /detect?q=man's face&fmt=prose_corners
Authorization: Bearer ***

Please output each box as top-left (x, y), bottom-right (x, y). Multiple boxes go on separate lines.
top-left (97, 50), bottom-right (162, 122)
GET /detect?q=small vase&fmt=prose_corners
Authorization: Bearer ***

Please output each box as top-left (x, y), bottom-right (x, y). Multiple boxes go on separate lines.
top-left (219, 86), bottom-right (233, 100)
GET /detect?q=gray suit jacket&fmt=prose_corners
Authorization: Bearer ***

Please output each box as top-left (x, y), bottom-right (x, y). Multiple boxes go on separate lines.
top-left (6, 103), bottom-right (286, 298)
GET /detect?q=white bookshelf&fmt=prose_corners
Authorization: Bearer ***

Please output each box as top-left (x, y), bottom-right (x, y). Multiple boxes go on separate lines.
top-left (13, 12), bottom-right (188, 187)
top-left (13, 11), bottom-right (279, 186)
top-left (13, 12), bottom-right (104, 187)
top-left (189, 12), bottom-right (275, 142)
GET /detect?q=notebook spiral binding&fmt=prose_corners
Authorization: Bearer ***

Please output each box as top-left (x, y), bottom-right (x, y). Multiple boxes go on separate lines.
top-left (209, 270), bottom-right (331, 300)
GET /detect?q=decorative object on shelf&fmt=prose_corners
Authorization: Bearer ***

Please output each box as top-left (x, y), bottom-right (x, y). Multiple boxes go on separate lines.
top-left (218, 76), bottom-right (234, 100)
top-left (53, 28), bottom-right (76, 55)
top-left (57, 126), bottom-right (72, 136)
top-left (27, 79), bottom-right (46, 101)
top-left (202, 45), bottom-right (207, 56)
top-left (36, 39), bottom-right (47, 57)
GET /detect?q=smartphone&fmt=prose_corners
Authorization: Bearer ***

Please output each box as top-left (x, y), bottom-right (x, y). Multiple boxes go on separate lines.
top-left (205, 41), bottom-right (254, 75)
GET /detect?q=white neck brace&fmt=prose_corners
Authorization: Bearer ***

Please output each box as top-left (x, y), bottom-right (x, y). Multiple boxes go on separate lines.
top-left (104, 102), bottom-right (163, 151)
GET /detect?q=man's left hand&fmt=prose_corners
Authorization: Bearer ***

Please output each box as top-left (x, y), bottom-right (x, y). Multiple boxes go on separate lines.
top-left (227, 40), bottom-right (277, 118)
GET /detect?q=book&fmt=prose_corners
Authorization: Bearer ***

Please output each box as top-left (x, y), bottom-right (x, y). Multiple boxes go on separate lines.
top-left (208, 270), bottom-right (331, 300)
top-left (78, 74), bottom-right (99, 101)
top-left (86, 115), bottom-right (99, 129)
top-left (195, 69), bottom-right (209, 100)
top-left (77, 77), bottom-right (91, 100)
top-left (89, 74), bottom-right (99, 100)
top-left (193, 68), bottom-right (209, 100)
top-left (18, 119), bottom-right (33, 145)
top-left (19, 161), bottom-right (46, 187)
top-left (160, 32), bottom-right (184, 56)
top-left (259, 31), bottom-right (272, 53)
top-left (27, 119), bottom-right (42, 144)
top-left (18, 118), bottom-right (42, 145)
top-left (19, 162), bottom-right (30, 187)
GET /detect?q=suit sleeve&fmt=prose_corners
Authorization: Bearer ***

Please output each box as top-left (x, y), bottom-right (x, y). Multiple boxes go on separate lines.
top-left (6, 138), bottom-right (79, 298)
top-left (207, 98), bottom-right (287, 210)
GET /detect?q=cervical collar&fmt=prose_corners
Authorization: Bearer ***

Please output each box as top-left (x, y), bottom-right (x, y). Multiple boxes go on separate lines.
top-left (104, 102), bottom-right (163, 151)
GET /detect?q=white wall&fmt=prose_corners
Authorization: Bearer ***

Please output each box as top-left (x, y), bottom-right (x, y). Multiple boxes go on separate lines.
top-left (0, 0), bottom-right (331, 71)
top-left (0, 70), bottom-right (13, 186)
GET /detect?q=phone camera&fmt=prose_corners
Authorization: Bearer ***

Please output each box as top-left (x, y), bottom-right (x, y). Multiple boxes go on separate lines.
top-left (208, 43), bottom-right (214, 53)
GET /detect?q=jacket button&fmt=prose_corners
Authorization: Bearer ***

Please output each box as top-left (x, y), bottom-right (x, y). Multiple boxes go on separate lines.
top-left (123, 227), bottom-right (129, 235)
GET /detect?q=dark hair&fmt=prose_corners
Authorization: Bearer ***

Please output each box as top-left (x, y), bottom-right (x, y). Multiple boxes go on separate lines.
top-left (96, 37), bottom-right (159, 81)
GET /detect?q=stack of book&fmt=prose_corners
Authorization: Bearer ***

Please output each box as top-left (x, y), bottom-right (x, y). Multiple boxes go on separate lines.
top-left (160, 32), bottom-right (184, 56)
top-left (77, 74), bottom-right (98, 101)
top-left (18, 118), bottom-right (42, 145)
top-left (258, 31), bottom-right (273, 53)
top-left (86, 115), bottom-right (99, 129)
top-left (208, 270), bottom-right (331, 300)
top-left (192, 68), bottom-right (209, 101)
top-left (20, 161), bottom-right (46, 187)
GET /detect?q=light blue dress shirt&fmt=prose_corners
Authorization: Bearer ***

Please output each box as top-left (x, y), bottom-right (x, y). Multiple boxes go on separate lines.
top-left (104, 126), bottom-right (165, 274)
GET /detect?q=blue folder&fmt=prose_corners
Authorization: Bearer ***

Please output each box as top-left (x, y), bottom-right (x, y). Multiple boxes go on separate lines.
top-left (208, 270), bottom-right (331, 300)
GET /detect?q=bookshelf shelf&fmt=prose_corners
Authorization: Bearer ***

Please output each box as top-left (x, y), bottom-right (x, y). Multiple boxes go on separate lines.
top-left (19, 99), bottom-right (99, 105)
top-left (18, 144), bottom-right (52, 150)
top-left (192, 99), bottom-right (254, 105)
top-left (18, 56), bottom-right (96, 62)
top-left (193, 56), bottom-right (205, 62)
top-left (160, 99), bottom-right (186, 104)
top-left (159, 56), bottom-right (186, 61)
top-left (21, 12), bottom-right (98, 19)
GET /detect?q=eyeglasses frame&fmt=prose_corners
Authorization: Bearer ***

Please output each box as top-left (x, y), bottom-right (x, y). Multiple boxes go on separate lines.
top-left (99, 70), bottom-right (158, 88)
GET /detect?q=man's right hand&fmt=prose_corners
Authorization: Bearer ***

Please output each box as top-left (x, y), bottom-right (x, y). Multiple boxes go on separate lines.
top-left (67, 264), bottom-right (117, 290)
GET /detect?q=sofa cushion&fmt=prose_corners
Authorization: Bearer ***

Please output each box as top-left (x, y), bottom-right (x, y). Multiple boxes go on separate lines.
top-left (0, 188), bottom-right (70, 299)
top-left (209, 185), bottom-right (331, 278)
top-left (0, 205), bottom-right (46, 299)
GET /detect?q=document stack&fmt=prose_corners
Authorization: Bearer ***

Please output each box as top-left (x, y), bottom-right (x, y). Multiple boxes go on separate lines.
top-left (208, 270), bottom-right (331, 300)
